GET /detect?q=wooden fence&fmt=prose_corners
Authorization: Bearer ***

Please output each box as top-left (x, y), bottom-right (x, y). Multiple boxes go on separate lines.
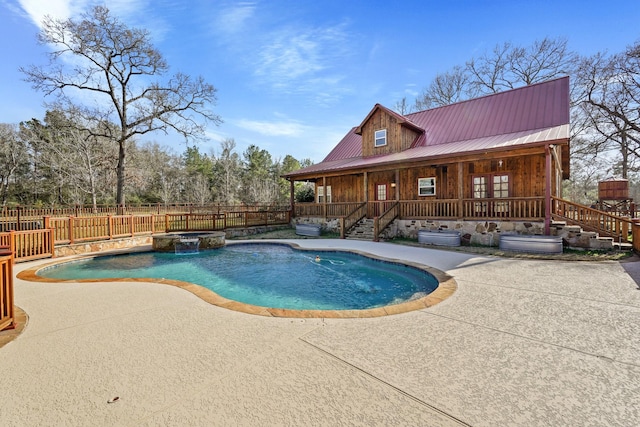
top-left (0, 209), bottom-right (290, 264)
top-left (0, 247), bottom-right (14, 331)
top-left (0, 203), bottom-right (290, 231)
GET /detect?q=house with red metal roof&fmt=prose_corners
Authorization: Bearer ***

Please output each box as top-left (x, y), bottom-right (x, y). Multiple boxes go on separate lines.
top-left (283, 77), bottom-right (572, 243)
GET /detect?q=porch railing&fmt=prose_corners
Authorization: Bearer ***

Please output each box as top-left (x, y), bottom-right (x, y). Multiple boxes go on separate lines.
top-left (399, 199), bottom-right (459, 219)
top-left (298, 197), bottom-right (546, 221)
top-left (295, 202), bottom-right (365, 218)
top-left (552, 196), bottom-right (632, 242)
top-left (461, 197), bottom-right (545, 220)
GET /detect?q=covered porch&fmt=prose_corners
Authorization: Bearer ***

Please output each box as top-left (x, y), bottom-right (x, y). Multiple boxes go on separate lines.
top-left (286, 144), bottom-right (563, 240)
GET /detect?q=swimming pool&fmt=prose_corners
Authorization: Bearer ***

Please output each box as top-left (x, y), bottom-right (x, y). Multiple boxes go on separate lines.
top-left (36, 243), bottom-right (440, 312)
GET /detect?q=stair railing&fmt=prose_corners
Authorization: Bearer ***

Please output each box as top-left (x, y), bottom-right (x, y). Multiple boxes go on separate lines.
top-left (373, 202), bottom-right (399, 242)
top-left (551, 196), bottom-right (632, 242)
top-left (340, 202), bottom-right (367, 239)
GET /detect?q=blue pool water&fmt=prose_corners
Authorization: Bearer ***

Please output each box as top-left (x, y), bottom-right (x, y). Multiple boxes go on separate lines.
top-left (38, 243), bottom-right (438, 310)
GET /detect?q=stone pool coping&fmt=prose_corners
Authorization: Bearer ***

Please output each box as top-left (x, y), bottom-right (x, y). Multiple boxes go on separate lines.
top-left (16, 241), bottom-right (457, 319)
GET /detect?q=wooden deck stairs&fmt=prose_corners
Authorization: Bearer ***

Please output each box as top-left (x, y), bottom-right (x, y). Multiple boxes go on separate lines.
top-left (345, 218), bottom-right (375, 240)
top-left (551, 220), bottom-right (632, 251)
top-left (551, 197), bottom-right (633, 251)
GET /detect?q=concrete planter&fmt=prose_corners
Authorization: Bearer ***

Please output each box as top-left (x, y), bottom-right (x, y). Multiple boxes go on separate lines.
top-left (499, 234), bottom-right (562, 254)
top-left (295, 224), bottom-right (322, 237)
top-left (418, 229), bottom-right (461, 247)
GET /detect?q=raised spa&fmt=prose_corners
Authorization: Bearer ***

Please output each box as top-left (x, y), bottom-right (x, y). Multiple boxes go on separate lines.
top-left (152, 231), bottom-right (226, 252)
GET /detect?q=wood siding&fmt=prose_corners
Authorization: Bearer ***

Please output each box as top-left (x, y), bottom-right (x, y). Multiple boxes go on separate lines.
top-left (361, 109), bottom-right (420, 157)
top-left (325, 175), bottom-right (363, 203)
top-left (311, 151), bottom-right (552, 204)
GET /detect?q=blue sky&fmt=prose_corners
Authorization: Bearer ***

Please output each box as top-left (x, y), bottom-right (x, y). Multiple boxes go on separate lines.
top-left (1, 0), bottom-right (639, 163)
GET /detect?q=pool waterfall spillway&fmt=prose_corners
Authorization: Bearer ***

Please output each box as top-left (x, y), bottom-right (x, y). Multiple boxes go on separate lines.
top-left (175, 238), bottom-right (200, 254)
top-left (152, 231), bottom-right (226, 252)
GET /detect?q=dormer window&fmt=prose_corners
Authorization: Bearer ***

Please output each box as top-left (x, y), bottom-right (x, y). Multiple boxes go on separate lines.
top-left (374, 129), bottom-right (387, 147)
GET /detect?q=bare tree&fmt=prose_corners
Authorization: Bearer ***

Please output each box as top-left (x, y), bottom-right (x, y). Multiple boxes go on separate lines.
top-left (467, 37), bottom-right (576, 95)
top-left (393, 97), bottom-right (413, 115)
top-left (0, 124), bottom-right (30, 205)
top-left (575, 47), bottom-right (640, 179)
top-left (466, 42), bottom-right (513, 94)
top-left (213, 139), bottom-right (241, 204)
top-left (21, 6), bottom-right (221, 208)
top-left (415, 65), bottom-right (472, 110)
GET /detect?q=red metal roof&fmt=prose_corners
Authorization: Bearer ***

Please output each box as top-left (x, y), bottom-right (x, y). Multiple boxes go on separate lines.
top-left (287, 77), bottom-right (570, 178)
top-left (289, 125), bottom-right (569, 176)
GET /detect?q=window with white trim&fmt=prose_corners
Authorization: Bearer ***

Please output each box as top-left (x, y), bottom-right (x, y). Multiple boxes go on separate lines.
top-left (418, 177), bottom-right (436, 196)
top-left (473, 176), bottom-right (488, 213)
top-left (493, 174), bottom-right (509, 198)
top-left (374, 129), bottom-right (387, 147)
top-left (317, 185), bottom-right (331, 203)
top-left (376, 184), bottom-right (387, 201)
top-left (472, 174), bottom-right (510, 213)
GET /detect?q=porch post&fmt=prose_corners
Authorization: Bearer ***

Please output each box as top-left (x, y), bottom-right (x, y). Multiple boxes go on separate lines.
top-left (289, 179), bottom-right (295, 218)
top-left (322, 176), bottom-right (327, 219)
top-left (363, 172), bottom-right (368, 203)
top-left (545, 145), bottom-right (552, 235)
top-left (363, 172), bottom-right (369, 218)
top-left (457, 162), bottom-right (464, 219)
top-left (394, 169), bottom-right (400, 201)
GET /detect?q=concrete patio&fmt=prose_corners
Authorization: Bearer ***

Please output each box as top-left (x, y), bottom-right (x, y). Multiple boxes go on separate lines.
top-left (1, 239), bottom-right (639, 426)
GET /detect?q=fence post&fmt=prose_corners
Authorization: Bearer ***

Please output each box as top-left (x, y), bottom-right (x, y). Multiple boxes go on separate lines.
top-left (633, 219), bottom-right (640, 253)
top-left (0, 246), bottom-right (15, 331)
top-left (69, 216), bottom-right (75, 244)
top-left (9, 231), bottom-right (16, 257)
top-left (48, 227), bottom-right (55, 258)
top-left (340, 217), bottom-right (345, 239)
top-left (165, 214), bottom-right (169, 233)
top-left (108, 215), bottom-right (113, 239)
top-left (16, 206), bottom-right (21, 231)
top-left (130, 215), bottom-right (134, 237)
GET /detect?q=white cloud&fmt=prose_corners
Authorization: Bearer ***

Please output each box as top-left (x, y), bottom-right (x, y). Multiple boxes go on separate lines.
top-left (215, 2), bottom-right (256, 34)
top-left (250, 22), bottom-right (354, 106)
top-left (235, 118), bottom-right (305, 137)
top-left (17, 0), bottom-right (74, 26)
top-left (16, 0), bottom-right (151, 29)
